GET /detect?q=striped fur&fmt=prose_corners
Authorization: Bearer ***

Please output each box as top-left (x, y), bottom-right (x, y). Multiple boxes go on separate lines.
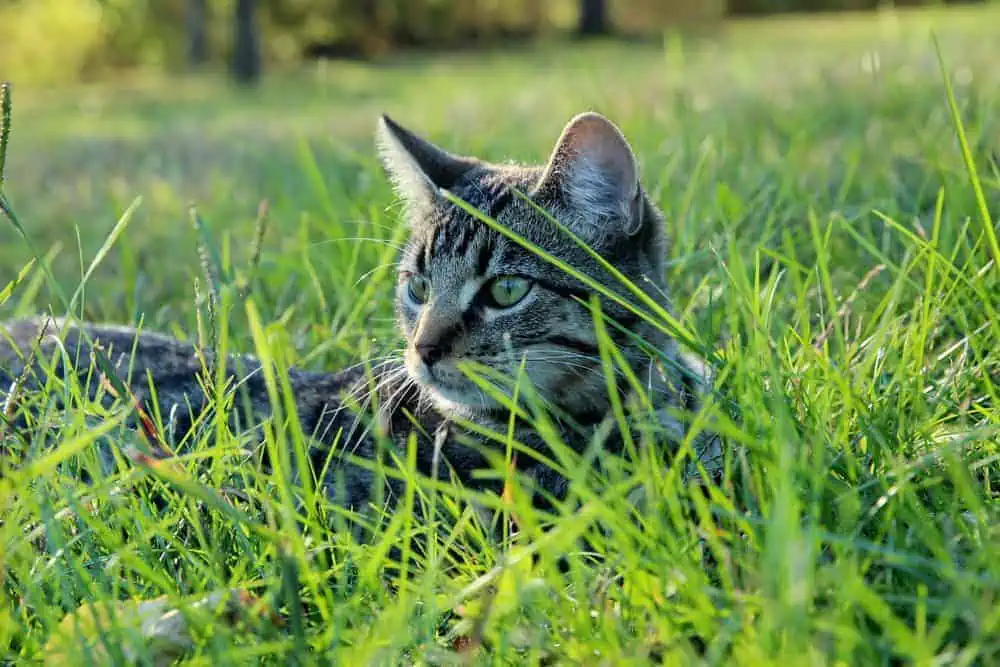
top-left (1, 112), bottom-right (719, 521)
top-left (381, 112), bottom-right (697, 429)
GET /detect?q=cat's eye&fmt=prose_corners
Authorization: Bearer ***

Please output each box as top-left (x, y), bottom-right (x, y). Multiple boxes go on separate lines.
top-left (407, 275), bottom-right (430, 305)
top-left (486, 276), bottom-right (533, 308)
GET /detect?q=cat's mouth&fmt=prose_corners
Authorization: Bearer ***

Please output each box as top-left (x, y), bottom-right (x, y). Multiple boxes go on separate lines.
top-left (422, 374), bottom-right (502, 416)
top-left (405, 353), bottom-right (503, 414)
top-left (428, 380), bottom-right (494, 408)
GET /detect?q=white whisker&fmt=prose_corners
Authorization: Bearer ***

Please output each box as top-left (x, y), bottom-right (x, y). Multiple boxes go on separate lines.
top-left (308, 237), bottom-right (406, 252)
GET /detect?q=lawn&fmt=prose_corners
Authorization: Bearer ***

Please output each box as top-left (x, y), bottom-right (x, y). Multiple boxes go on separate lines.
top-left (2, 5), bottom-right (1000, 664)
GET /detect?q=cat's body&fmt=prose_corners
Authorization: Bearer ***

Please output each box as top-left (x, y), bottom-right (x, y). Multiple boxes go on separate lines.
top-left (0, 112), bottom-right (720, 518)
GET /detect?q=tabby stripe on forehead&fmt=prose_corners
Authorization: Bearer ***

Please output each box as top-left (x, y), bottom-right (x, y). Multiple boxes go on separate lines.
top-left (414, 245), bottom-right (427, 274)
top-left (452, 223), bottom-right (479, 258)
top-left (449, 187), bottom-right (511, 260)
top-left (486, 189), bottom-right (513, 219)
top-left (425, 227), bottom-right (441, 266)
top-left (433, 224), bottom-right (450, 255)
top-left (475, 238), bottom-right (493, 275)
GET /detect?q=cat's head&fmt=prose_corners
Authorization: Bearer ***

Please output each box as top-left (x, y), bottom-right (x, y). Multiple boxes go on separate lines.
top-left (377, 111), bottom-right (675, 421)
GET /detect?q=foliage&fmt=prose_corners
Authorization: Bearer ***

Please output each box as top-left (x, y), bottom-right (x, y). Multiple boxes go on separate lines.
top-left (2, 6), bottom-right (1000, 663)
top-left (0, 0), bottom-right (107, 85)
top-left (0, 0), bottom-right (567, 84)
top-left (0, 0), bottom-right (979, 86)
top-left (729, 0), bottom-right (986, 15)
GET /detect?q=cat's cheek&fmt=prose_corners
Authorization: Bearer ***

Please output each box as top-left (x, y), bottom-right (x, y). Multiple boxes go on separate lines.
top-left (403, 348), bottom-right (425, 383)
top-left (397, 306), bottom-right (420, 338)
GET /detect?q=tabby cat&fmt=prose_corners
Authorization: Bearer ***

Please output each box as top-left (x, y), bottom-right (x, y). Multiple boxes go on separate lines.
top-left (0, 111), bottom-right (720, 517)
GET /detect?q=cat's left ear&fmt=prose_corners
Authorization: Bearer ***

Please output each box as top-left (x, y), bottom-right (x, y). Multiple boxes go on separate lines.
top-left (533, 112), bottom-right (643, 235)
top-left (376, 114), bottom-right (479, 212)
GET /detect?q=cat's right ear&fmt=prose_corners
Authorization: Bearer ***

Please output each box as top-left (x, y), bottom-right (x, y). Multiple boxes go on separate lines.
top-left (533, 112), bottom-right (643, 236)
top-left (376, 115), bottom-right (478, 212)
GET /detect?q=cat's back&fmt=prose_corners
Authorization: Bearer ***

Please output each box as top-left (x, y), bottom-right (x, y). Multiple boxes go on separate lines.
top-left (0, 315), bottom-right (421, 446)
top-left (1, 316), bottom-right (226, 385)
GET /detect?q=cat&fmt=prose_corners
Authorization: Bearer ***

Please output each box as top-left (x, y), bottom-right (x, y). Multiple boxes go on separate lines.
top-left (0, 111), bottom-right (721, 521)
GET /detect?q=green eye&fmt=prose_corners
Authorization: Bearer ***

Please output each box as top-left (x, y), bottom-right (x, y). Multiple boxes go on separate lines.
top-left (487, 276), bottom-right (533, 308)
top-left (407, 275), bottom-right (430, 304)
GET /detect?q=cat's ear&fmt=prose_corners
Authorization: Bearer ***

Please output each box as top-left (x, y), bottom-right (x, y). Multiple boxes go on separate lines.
top-left (376, 114), bottom-right (478, 210)
top-left (533, 112), bottom-right (643, 235)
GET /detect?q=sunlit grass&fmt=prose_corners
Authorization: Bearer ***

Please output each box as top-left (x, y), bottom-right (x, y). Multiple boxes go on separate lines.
top-left (2, 6), bottom-right (1000, 664)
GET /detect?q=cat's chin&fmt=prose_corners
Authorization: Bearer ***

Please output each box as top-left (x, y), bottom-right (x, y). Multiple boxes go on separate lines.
top-left (424, 382), bottom-right (499, 418)
top-left (406, 356), bottom-right (496, 416)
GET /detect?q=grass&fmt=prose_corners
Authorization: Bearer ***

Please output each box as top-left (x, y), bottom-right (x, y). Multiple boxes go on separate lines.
top-left (2, 5), bottom-right (1000, 664)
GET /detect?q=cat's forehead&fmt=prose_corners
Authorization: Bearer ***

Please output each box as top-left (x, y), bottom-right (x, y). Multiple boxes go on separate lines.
top-left (404, 167), bottom-right (550, 273)
top-left (445, 164), bottom-right (542, 218)
top-left (406, 208), bottom-right (511, 279)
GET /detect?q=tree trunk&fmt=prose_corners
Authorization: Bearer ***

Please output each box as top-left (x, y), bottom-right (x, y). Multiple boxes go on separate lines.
top-left (231, 0), bottom-right (261, 86)
top-left (578, 0), bottom-right (608, 36)
top-left (186, 0), bottom-right (208, 68)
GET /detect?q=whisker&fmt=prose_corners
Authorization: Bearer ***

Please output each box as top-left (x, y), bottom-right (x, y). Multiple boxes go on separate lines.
top-left (327, 354), bottom-right (405, 380)
top-left (311, 218), bottom-right (402, 235)
top-left (308, 237), bottom-right (406, 252)
top-left (354, 262), bottom-right (402, 287)
top-left (302, 356), bottom-right (407, 447)
top-left (348, 371), bottom-right (418, 454)
top-left (332, 367), bottom-right (409, 452)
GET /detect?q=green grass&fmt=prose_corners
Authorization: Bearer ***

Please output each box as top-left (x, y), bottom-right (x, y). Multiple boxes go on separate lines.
top-left (3, 6), bottom-right (1000, 664)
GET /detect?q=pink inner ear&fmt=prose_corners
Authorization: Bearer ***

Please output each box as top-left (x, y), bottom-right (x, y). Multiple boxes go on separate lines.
top-left (559, 114), bottom-right (638, 193)
top-left (566, 117), bottom-right (625, 160)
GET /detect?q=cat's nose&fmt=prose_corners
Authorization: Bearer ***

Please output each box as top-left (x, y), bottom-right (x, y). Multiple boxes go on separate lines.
top-left (415, 342), bottom-right (444, 367)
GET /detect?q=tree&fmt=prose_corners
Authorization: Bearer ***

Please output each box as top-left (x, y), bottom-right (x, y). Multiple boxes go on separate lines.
top-left (231, 0), bottom-right (261, 85)
top-left (186, 0), bottom-right (208, 68)
top-left (578, 0), bottom-right (608, 36)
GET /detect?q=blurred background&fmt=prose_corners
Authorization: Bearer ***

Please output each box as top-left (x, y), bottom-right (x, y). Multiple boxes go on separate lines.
top-left (0, 0), bottom-right (988, 86)
top-left (0, 0), bottom-right (997, 354)
top-left (5, 6), bottom-right (1000, 663)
